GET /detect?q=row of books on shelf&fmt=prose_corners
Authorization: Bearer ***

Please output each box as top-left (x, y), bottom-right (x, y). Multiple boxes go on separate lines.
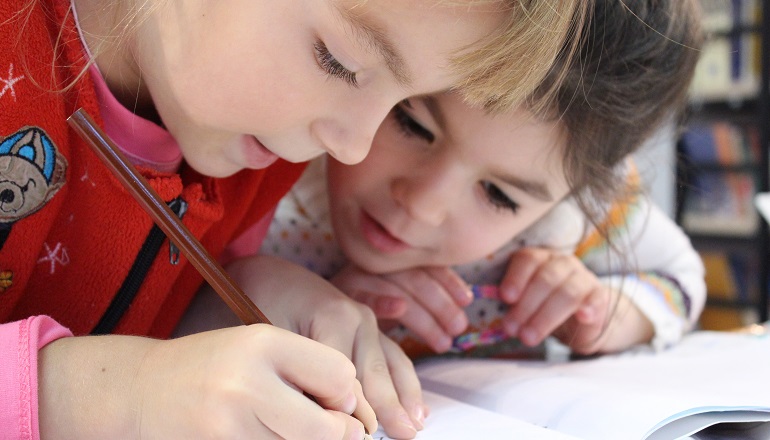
top-left (689, 0), bottom-right (762, 103)
top-left (699, 249), bottom-right (761, 329)
top-left (700, 0), bottom-right (761, 33)
top-left (681, 171), bottom-right (759, 235)
top-left (680, 120), bottom-right (760, 165)
top-left (701, 249), bottom-right (758, 303)
top-left (679, 121), bottom-right (760, 235)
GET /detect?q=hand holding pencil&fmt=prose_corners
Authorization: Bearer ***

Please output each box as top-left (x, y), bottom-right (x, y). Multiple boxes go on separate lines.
top-left (66, 109), bottom-right (379, 439)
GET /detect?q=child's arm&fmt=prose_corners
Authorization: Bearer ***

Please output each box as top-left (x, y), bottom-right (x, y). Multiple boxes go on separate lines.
top-left (20, 320), bottom-right (373, 440)
top-left (573, 197), bottom-right (706, 351)
top-left (177, 254), bottom-right (426, 439)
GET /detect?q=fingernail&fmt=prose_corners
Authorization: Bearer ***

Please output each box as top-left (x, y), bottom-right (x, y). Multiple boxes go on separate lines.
top-left (399, 412), bottom-right (417, 433)
top-left (411, 405), bottom-right (425, 430)
top-left (341, 392), bottom-right (357, 414)
top-left (381, 297), bottom-right (402, 314)
top-left (503, 286), bottom-right (518, 302)
top-left (349, 423), bottom-right (366, 440)
top-left (449, 314), bottom-right (467, 335)
top-left (580, 306), bottom-right (595, 322)
top-left (505, 321), bottom-right (519, 336)
top-left (520, 327), bottom-right (538, 346)
top-left (461, 286), bottom-right (474, 305)
top-left (434, 335), bottom-right (452, 353)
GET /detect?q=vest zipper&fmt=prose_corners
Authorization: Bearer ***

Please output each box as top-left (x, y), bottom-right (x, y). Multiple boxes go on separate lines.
top-left (91, 197), bottom-right (188, 335)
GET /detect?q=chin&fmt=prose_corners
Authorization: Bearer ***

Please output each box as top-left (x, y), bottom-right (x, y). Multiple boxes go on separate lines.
top-left (349, 253), bottom-right (410, 275)
top-left (186, 158), bottom-right (240, 178)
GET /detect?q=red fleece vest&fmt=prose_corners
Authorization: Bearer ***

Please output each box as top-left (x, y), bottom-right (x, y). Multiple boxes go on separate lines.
top-left (0, 0), bottom-right (306, 338)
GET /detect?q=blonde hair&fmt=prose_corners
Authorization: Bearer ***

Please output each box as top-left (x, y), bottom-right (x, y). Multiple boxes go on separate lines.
top-left (451, 0), bottom-right (591, 113)
top-left (13, 0), bottom-right (587, 112)
top-left (9, 0), bottom-right (156, 93)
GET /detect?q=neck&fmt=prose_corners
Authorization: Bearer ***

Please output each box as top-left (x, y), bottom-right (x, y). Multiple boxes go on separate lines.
top-left (72, 0), bottom-right (157, 121)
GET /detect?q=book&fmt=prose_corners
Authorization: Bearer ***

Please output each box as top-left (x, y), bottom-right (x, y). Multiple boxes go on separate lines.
top-left (372, 329), bottom-right (770, 439)
top-left (681, 170), bottom-right (758, 236)
top-left (688, 0), bottom-right (761, 103)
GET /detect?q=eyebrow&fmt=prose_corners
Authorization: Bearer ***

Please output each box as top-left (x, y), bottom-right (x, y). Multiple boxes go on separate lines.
top-left (420, 95), bottom-right (447, 132)
top-left (421, 95), bottom-right (554, 202)
top-left (497, 173), bottom-right (554, 202)
top-left (334, 5), bottom-right (412, 87)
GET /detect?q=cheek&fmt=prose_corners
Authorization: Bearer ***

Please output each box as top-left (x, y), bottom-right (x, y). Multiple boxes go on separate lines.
top-left (442, 217), bottom-right (531, 265)
top-left (170, 44), bottom-right (313, 133)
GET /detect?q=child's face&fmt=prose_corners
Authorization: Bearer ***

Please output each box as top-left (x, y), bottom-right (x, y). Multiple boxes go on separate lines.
top-left (136, 0), bottom-right (504, 177)
top-left (327, 92), bottom-right (571, 274)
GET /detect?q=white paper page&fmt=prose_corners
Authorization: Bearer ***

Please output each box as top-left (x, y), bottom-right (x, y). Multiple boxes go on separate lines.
top-left (415, 331), bottom-right (770, 440)
top-left (370, 390), bottom-right (582, 440)
top-left (647, 409), bottom-right (770, 440)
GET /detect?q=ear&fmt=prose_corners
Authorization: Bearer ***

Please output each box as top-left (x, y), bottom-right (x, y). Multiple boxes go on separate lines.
top-left (43, 152), bottom-right (68, 203)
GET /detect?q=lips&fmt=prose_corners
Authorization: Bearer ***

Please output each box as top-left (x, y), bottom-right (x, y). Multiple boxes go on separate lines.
top-left (242, 135), bottom-right (279, 169)
top-left (359, 210), bottom-right (411, 253)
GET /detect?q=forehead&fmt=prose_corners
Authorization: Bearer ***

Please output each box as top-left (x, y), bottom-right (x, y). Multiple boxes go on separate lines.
top-left (334, 0), bottom-right (505, 93)
top-left (440, 92), bottom-right (566, 156)
top-left (437, 93), bottom-right (570, 193)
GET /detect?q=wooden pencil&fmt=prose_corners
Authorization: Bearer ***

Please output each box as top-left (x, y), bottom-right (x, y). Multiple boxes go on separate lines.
top-left (67, 108), bottom-right (271, 326)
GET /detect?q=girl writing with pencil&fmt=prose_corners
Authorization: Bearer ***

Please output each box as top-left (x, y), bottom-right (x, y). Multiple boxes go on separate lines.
top-left (183, 0), bottom-right (707, 364)
top-left (0, 0), bottom-right (591, 439)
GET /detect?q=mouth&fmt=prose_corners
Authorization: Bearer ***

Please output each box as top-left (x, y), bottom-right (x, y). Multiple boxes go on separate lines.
top-left (359, 210), bottom-right (411, 253)
top-left (241, 135), bottom-right (279, 169)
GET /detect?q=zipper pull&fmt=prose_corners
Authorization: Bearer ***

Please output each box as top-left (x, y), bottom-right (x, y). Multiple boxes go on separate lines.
top-left (168, 197), bottom-right (189, 265)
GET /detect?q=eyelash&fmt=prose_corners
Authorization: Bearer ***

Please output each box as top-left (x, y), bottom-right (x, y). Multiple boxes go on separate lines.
top-left (314, 41), bottom-right (358, 87)
top-left (481, 181), bottom-right (520, 214)
top-left (392, 104), bottom-right (519, 214)
top-left (392, 103), bottom-right (435, 142)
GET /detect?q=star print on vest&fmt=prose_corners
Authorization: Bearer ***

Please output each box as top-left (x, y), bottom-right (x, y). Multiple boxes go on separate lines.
top-left (0, 126), bottom-right (68, 249)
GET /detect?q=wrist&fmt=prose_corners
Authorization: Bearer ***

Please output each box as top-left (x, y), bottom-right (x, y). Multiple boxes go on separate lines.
top-left (38, 335), bottom-right (159, 439)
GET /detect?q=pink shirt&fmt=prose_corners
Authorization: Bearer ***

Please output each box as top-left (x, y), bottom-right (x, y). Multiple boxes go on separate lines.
top-left (0, 316), bottom-right (72, 440)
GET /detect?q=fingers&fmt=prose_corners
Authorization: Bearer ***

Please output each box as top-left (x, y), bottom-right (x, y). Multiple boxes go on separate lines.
top-left (501, 249), bottom-right (610, 347)
top-left (499, 248), bottom-right (551, 303)
top-left (501, 250), bottom-right (572, 340)
top-left (513, 268), bottom-right (598, 346)
top-left (421, 267), bottom-right (474, 307)
top-left (303, 299), bottom-right (420, 437)
top-left (332, 265), bottom-right (471, 353)
top-left (332, 267), bottom-right (410, 319)
top-left (372, 295), bottom-right (410, 319)
top-left (386, 269), bottom-right (470, 341)
top-left (352, 331), bottom-right (423, 439)
top-left (394, 299), bottom-right (455, 352)
top-left (379, 334), bottom-right (428, 430)
top-left (258, 325), bottom-right (378, 438)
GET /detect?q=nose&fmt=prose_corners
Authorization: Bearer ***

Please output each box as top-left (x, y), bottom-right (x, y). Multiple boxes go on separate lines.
top-left (0, 189), bottom-right (14, 204)
top-left (390, 165), bottom-right (454, 227)
top-left (311, 97), bottom-right (393, 165)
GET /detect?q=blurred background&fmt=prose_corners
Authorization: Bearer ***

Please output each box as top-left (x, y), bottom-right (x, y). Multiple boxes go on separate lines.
top-left (636, 0), bottom-right (768, 330)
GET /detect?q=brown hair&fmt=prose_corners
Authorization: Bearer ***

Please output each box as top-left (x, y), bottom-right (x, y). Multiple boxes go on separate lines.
top-left (534, 0), bottom-right (704, 229)
top-left (451, 0), bottom-right (592, 113)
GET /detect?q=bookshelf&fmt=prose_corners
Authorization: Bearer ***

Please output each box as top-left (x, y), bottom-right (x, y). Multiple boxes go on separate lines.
top-left (676, 0), bottom-right (769, 327)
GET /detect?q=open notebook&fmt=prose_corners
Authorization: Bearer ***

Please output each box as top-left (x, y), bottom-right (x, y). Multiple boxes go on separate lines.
top-left (372, 328), bottom-right (770, 440)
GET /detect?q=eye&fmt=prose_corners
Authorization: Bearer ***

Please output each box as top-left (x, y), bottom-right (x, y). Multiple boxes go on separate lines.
top-left (481, 181), bottom-right (519, 213)
top-left (392, 103), bottom-right (435, 142)
top-left (314, 41), bottom-right (358, 87)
